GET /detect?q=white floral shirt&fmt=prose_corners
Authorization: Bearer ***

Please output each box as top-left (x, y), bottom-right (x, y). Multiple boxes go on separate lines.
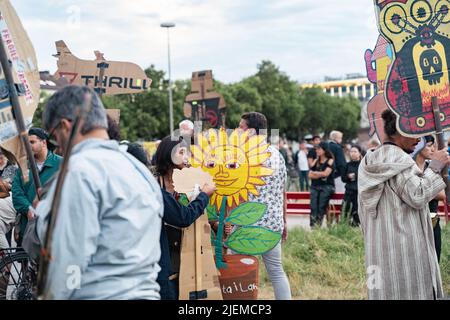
top-left (249, 146), bottom-right (287, 233)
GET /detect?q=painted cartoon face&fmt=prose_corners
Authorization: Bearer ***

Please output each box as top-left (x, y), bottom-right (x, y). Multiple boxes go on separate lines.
top-left (420, 49), bottom-right (443, 85)
top-left (191, 129), bottom-right (273, 209)
top-left (203, 145), bottom-right (249, 195)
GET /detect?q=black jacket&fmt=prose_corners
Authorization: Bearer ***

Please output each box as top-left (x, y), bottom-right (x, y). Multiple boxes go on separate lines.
top-left (157, 189), bottom-right (209, 299)
top-left (341, 160), bottom-right (360, 192)
top-left (328, 141), bottom-right (346, 179)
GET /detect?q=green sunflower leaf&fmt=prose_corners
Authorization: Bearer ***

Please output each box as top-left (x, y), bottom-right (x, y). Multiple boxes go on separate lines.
top-left (225, 202), bottom-right (267, 226)
top-left (225, 226), bottom-right (281, 255)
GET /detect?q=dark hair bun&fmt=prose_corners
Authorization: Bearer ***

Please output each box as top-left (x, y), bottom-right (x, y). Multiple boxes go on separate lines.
top-left (382, 109), bottom-right (397, 137)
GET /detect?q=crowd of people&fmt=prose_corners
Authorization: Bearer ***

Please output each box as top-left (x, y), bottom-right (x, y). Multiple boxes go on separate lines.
top-left (0, 84), bottom-right (447, 300)
top-left (279, 131), bottom-right (369, 227)
top-left (0, 85), bottom-right (291, 301)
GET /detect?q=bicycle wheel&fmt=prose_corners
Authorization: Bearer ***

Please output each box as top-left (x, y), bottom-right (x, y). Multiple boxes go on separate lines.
top-left (0, 249), bottom-right (34, 300)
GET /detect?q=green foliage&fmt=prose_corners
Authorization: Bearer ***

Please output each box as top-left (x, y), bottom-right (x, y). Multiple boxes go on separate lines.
top-left (441, 223), bottom-right (450, 296)
top-left (225, 226), bottom-right (281, 255)
top-left (32, 61), bottom-right (361, 141)
top-left (298, 87), bottom-right (361, 139)
top-left (225, 202), bottom-right (267, 226)
top-left (32, 91), bottom-right (50, 129)
top-left (102, 65), bottom-right (190, 141)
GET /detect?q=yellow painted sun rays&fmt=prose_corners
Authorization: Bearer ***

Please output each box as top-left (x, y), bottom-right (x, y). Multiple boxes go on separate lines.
top-left (191, 128), bottom-right (273, 210)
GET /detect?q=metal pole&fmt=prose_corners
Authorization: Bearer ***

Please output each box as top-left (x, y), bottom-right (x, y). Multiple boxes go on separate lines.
top-left (0, 32), bottom-right (41, 195)
top-left (167, 28), bottom-right (174, 136)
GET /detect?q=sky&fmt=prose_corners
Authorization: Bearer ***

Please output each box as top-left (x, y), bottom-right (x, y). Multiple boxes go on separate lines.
top-left (13, 0), bottom-right (381, 84)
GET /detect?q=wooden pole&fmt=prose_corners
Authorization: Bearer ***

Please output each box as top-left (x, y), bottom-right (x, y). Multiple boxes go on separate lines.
top-left (431, 97), bottom-right (450, 209)
top-left (0, 31), bottom-right (41, 195)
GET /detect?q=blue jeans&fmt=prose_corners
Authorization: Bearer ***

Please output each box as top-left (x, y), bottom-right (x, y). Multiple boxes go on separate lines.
top-left (299, 171), bottom-right (309, 191)
top-left (262, 242), bottom-right (292, 300)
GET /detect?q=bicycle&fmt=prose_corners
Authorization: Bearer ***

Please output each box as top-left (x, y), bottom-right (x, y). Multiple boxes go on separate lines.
top-left (0, 248), bottom-right (36, 300)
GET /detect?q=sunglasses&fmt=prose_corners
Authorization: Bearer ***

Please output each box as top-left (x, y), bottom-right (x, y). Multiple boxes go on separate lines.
top-left (47, 122), bottom-right (62, 148)
top-left (47, 118), bottom-right (73, 148)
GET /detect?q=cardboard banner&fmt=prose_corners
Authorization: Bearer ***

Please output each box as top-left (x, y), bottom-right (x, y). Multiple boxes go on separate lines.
top-left (0, 0), bottom-right (40, 173)
top-left (142, 141), bottom-right (159, 158)
top-left (364, 35), bottom-right (394, 141)
top-left (374, 0), bottom-right (450, 136)
top-left (106, 109), bottom-right (120, 125)
top-left (172, 168), bottom-right (223, 300)
top-left (54, 40), bottom-right (151, 96)
top-left (184, 70), bottom-right (226, 129)
top-left (191, 128), bottom-right (280, 277)
top-left (218, 255), bottom-right (259, 300)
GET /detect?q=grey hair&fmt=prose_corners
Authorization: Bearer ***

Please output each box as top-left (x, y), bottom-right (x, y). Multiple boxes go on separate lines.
top-left (330, 130), bottom-right (343, 141)
top-left (42, 85), bottom-right (108, 134)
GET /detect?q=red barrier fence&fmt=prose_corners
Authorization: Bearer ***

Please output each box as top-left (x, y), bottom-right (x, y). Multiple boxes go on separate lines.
top-left (286, 192), bottom-right (449, 222)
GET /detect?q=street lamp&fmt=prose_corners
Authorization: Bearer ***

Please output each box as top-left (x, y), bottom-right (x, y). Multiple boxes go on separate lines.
top-left (160, 22), bottom-right (176, 135)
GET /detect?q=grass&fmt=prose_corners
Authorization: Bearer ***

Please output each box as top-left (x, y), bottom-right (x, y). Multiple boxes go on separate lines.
top-left (258, 221), bottom-right (450, 300)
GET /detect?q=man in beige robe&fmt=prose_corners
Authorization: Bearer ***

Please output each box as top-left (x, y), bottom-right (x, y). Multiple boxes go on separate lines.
top-left (358, 109), bottom-right (448, 300)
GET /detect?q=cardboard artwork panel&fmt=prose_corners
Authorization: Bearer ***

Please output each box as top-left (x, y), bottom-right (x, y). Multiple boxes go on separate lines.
top-left (54, 41), bottom-right (152, 96)
top-left (190, 128), bottom-right (280, 277)
top-left (172, 168), bottom-right (223, 300)
top-left (375, 0), bottom-right (450, 136)
top-left (190, 128), bottom-right (273, 211)
top-left (142, 141), bottom-right (158, 159)
top-left (0, 0), bottom-right (40, 175)
top-left (178, 214), bottom-right (223, 300)
top-left (184, 70), bottom-right (226, 129)
top-left (172, 167), bottom-right (214, 195)
top-left (364, 35), bottom-right (394, 141)
top-left (106, 109), bottom-right (120, 125)
top-left (218, 255), bottom-right (259, 300)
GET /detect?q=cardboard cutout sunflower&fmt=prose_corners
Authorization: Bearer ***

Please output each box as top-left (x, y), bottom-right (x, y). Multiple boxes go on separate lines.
top-left (191, 128), bottom-right (281, 268)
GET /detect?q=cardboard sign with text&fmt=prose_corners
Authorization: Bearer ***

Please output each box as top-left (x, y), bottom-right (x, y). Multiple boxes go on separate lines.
top-left (54, 40), bottom-right (151, 96)
top-left (0, 0), bottom-right (40, 176)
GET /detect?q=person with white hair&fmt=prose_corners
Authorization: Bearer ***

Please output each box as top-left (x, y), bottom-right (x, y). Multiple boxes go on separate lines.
top-left (328, 130), bottom-right (346, 192)
top-left (179, 120), bottom-right (194, 137)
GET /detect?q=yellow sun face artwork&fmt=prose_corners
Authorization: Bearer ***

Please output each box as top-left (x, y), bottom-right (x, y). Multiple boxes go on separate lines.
top-left (191, 128), bottom-right (273, 210)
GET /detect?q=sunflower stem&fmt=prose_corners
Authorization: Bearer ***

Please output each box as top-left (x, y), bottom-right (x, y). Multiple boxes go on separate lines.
top-left (215, 197), bottom-right (228, 269)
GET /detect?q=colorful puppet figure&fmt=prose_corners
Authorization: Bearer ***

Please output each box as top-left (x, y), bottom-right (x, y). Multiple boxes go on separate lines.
top-left (365, 35), bottom-right (394, 141)
top-left (375, 0), bottom-right (450, 136)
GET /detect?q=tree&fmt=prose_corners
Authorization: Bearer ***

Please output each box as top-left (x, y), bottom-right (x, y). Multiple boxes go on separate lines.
top-left (32, 62), bottom-right (361, 143)
top-left (299, 87), bottom-right (361, 141)
top-left (102, 65), bottom-right (189, 141)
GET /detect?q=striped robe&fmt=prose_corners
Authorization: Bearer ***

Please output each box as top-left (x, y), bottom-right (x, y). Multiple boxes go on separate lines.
top-left (358, 144), bottom-right (445, 300)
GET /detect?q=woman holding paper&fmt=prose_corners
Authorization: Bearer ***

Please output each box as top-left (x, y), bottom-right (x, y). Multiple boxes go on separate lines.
top-left (153, 136), bottom-right (215, 300)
